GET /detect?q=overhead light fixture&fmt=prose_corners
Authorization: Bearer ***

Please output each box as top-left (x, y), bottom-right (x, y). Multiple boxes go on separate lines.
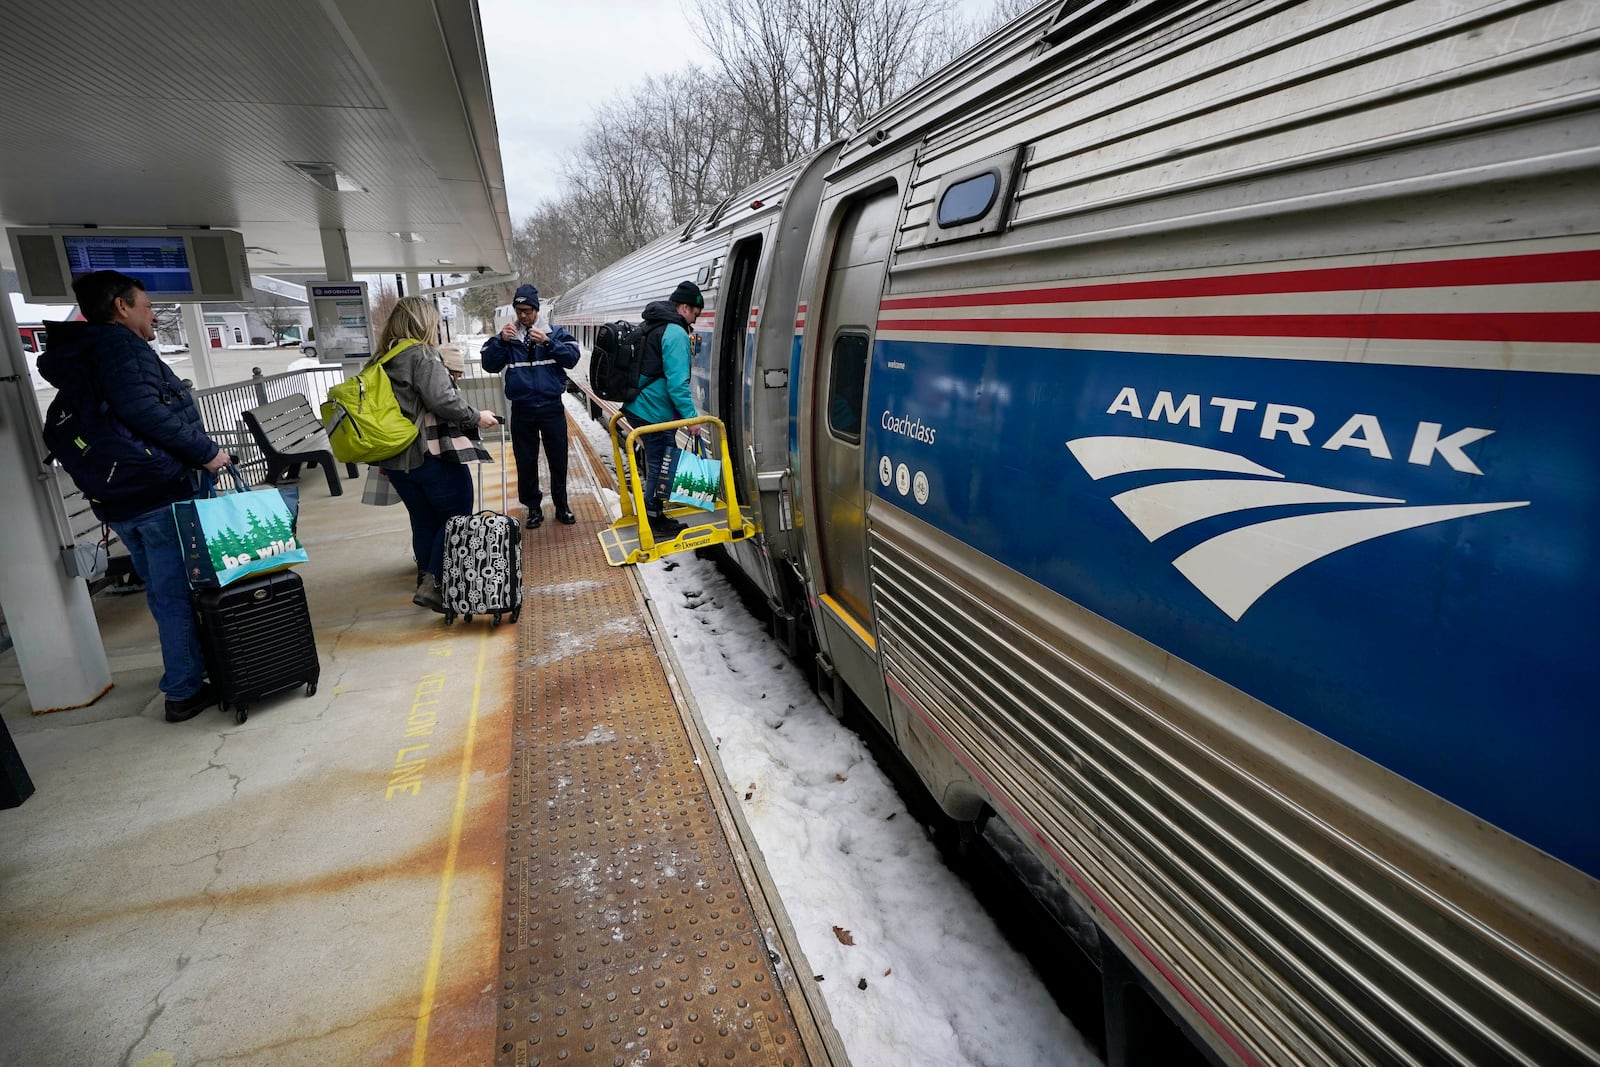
top-left (389, 231), bottom-right (424, 244)
top-left (435, 258), bottom-right (454, 265)
top-left (244, 245), bottom-right (277, 255)
top-left (284, 160), bottom-right (366, 193)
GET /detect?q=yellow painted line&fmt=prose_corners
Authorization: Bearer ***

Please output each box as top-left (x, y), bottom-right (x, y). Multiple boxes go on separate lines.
top-left (410, 627), bottom-right (490, 1066)
top-left (819, 593), bottom-right (877, 650)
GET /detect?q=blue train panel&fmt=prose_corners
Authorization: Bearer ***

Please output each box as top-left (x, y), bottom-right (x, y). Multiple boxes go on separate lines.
top-left (866, 336), bottom-right (1600, 877)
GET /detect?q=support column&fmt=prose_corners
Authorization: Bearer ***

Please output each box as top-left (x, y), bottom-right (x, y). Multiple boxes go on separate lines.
top-left (320, 227), bottom-right (353, 282)
top-left (180, 303), bottom-right (214, 389)
top-left (0, 289), bottom-right (113, 713)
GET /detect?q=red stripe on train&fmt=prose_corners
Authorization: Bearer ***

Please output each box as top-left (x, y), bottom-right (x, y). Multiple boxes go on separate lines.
top-left (880, 312), bottom-right (1600, 344)
top-left (878, 250), bottom-right (1600, 311)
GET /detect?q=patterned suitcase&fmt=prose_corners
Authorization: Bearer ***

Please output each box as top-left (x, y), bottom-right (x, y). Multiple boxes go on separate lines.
top-left (192, 568), bottom-right (319, 724)
top-left (440, 420), bottom-right (522, 626)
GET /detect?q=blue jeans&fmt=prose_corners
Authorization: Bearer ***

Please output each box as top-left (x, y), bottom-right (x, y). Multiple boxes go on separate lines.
top-left (109, 504), bottom-right (206, 700)
top-left (637, 427), bottom-right (674, 516)
top-left (386, 456), bottom-right (473, 579)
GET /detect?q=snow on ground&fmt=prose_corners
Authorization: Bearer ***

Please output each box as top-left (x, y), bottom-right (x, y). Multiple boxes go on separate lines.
top-left (569, 397), bottom-right (1102, 1067)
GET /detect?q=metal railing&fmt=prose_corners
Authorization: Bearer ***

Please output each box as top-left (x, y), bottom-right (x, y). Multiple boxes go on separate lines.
top-left (192, 365), bottom-right (348, 482)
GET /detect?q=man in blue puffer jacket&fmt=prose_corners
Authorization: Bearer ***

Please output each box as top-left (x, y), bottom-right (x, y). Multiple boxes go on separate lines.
top-left (37, 270), bottom-right (231, 723)
top-left (479, 284), bottom-right (580, 526)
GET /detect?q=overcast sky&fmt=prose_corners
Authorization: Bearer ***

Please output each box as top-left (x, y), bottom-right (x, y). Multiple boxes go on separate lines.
top-left (480, 0), bottom-right (715, 217)
top-left (480, 0), bottom-right (1009, 219)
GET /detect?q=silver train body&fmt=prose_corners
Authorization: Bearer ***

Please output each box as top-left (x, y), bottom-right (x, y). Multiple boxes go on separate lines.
top-left (555, 1), bottom-right (1600, 1063)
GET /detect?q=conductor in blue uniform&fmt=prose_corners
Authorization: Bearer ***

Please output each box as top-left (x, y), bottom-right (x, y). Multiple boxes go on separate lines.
top-left (480, 284), bottom-right (581, 526)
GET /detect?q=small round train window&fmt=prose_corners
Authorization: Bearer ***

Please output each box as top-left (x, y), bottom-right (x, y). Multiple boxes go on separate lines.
top-left (936, 170), bottom-right (999, 227)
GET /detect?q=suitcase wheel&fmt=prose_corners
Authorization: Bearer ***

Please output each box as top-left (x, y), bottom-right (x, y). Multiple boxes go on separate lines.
top-left (491, 613), bottom-right (502, 627)
top-left (235, 707), bottom-right (248, 725)
top-left (465, 614), bottom-right (474, 624)
top-left (306, 682), bottom-right (317, 697)
top-left (511, 607), bottom-right (521, 624)
top-left (443, 611), bottom-right (455, 625)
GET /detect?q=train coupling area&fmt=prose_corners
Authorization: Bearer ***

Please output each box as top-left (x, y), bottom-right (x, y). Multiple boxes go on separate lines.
top-left (600, 412), bottom-right (756, 566)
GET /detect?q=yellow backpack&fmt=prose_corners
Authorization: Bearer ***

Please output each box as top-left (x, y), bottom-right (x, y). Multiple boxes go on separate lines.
top-left (321, 339), bottom-right (421, 464)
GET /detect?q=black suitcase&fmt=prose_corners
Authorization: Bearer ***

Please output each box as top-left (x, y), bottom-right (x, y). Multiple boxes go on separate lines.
top-left (193, 569), bottom-right (319, 724)
top-left (440, 419), bottom-right (522, 626)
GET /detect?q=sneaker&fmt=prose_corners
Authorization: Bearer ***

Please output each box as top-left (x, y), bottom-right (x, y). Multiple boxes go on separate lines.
top-left (556, 508), bottom-right (576, 525)
top-left (164, 682), bottom-right (216, 723)
top-left (412, 573), bottom-right (446, 613)
top-left (647, 513), bottom-right (684, 539)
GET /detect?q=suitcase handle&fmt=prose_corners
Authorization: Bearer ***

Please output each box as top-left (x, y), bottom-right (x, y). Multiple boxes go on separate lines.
top-left (477, 415), bottom-right (509, 515)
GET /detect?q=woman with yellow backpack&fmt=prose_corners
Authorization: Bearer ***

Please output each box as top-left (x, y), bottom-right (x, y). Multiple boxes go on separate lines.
top-left (367, 297), bottom-right (498, 611)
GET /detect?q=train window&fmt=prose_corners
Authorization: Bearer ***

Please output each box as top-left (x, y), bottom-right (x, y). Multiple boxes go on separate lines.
top-left (925, 144), bottom-right (1027, 247)
top-left (937, 171), bottom-right (999, 227)
top-left (827, 333), bottom-right (868, 443)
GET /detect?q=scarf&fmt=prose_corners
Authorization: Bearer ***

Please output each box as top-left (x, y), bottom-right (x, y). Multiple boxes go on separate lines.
top-left (422, 412), bottom-right (491, 464)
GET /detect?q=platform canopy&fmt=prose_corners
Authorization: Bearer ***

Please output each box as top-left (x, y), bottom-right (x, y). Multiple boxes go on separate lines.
top-left (0, 0), bottom-right (512, 276)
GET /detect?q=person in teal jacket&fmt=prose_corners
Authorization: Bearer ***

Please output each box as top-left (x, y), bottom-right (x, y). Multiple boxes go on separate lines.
top-left (622, 280), bottom-right (704, 539)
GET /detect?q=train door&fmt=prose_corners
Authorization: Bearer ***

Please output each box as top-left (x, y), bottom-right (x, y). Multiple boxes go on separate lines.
top-left (806, 186), bottom-right (898, 724)
top-left (716, 235), bottom-right (761, 494)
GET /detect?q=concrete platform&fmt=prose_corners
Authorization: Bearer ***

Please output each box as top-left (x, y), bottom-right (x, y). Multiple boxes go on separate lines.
top-left (1, 453), bottom-right (537, 1065)
top-left (0, 426), bottom-right (841, 1067)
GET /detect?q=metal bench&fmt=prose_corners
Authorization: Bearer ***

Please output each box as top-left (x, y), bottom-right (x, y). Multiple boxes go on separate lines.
top-left (240, 394), bottom-right (357, 497)
top-left (53, 473), bottom-right (137, 592)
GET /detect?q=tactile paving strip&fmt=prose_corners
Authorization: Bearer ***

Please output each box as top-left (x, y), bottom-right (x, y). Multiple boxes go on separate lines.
top-left (497, 478), bottom-right (812, 1066)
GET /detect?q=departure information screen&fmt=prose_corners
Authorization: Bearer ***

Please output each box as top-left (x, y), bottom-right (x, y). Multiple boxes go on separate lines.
top-left (63, 234), bottom-right (193, 294)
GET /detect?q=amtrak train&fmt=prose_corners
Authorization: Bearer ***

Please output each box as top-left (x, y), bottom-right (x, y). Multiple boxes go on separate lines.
top-left (553, 1), bottom-right (1600, 1063)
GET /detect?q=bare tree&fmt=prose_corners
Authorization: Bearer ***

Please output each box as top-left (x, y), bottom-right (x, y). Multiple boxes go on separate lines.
top-left (560, 99), bottom-right (669, 265)
top-left (249, 288), bottom-right (300, 345)
top-left (695, 0), bottom-right (962, 165)
top-left (459, 272), bottom-right (509, 333)
top-left (509, 205), bottom-right (590, 295)
top-left (694, 0), bottom-right (804, 171)
top-left (369, 280), bottom-right (399, 335)
top-left (524, 0), bottom-right (1013, 269)
top-left (640, 69), bottom-right (733, 224)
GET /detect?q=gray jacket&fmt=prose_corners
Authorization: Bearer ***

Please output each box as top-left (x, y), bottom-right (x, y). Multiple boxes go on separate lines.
top-left (375, 342), bottom-right (478, 472)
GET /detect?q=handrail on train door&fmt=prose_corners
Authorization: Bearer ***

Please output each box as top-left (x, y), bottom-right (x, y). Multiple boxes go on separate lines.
top-left (598, 411), bottom-right (756, 566)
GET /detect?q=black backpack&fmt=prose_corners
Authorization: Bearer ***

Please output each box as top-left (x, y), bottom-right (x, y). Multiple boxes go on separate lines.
top-left (591, 320), bottom-right (663, 404)
top-left (42, 386), bottom-right (187, 510)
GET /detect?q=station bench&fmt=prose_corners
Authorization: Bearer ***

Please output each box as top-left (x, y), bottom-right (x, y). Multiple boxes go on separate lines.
top-left (55, 477), bottom-right (136, 592)
top-left (241, 394), bottom-right (357, 497)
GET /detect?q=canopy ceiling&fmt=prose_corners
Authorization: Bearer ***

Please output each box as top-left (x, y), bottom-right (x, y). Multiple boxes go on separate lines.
top-left (0, 0), bottom-right (513, 276)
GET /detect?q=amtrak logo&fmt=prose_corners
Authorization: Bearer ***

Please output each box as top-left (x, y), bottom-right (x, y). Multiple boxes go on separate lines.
top-left (1067, 436), bottom-right (1529, 621)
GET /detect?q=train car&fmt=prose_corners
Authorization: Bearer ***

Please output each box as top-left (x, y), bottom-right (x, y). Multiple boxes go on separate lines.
top-left (555, 1), bottom-right (1600, 1064)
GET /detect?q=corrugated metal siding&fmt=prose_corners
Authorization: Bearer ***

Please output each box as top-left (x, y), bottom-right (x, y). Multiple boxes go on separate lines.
top-left (870, 509), bottom-right (1600, 1066)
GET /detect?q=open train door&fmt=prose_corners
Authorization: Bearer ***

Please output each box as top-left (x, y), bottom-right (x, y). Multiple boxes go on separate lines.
top-left (804, 185), bottom-right (898, 729)
top-left (715, 235), bottom-right (761, 494)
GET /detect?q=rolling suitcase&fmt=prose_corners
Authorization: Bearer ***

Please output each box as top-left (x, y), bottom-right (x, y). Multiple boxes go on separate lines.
top-left (440, 419), bottom-right (522, 626)
top-left (193, 568), bottom-right (320, 724)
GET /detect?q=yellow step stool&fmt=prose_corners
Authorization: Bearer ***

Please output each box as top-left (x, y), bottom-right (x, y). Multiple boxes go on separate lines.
top-left (599, 413), bottom-right (756, 566)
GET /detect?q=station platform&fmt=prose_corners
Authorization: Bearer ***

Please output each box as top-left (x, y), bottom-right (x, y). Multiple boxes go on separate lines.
top-left (0, 427), bottom-right (845, 1067)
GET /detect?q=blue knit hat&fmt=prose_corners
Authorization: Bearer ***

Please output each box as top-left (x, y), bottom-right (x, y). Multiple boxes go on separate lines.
top-left (512, 284), bottom-right (540, 310)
